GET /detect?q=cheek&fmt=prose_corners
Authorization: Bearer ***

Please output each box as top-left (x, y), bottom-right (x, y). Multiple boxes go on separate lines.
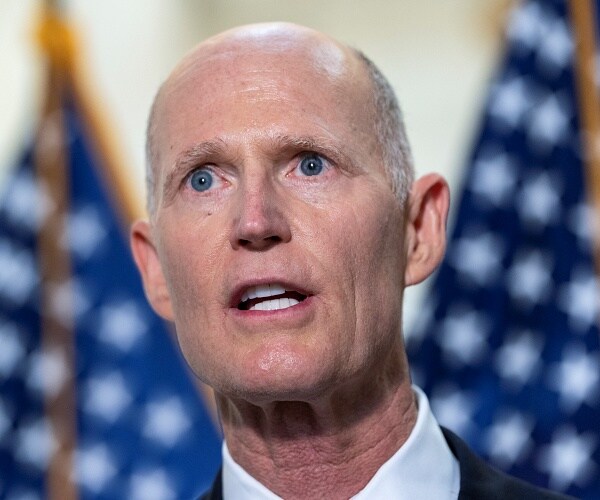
top-left (329, 195), bottom-right (406, 341)
top-left (157, 232), bottom-right (227, 382)
top-left (157, 224), bottom-right (222, 332)
top-left (332, 194), bottom-right (405, 282)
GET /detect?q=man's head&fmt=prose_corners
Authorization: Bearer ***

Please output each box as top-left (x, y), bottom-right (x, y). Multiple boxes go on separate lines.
top-left (131, 23), bottom-right (449, 404)
top-left (145, 25), bottom-right (414, 215)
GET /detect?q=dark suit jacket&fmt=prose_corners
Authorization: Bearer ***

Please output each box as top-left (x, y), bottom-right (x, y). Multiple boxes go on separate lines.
top-left (200, 428), bottom-right (574, 499)
top-left (441, 428), bottom-right (573, 500)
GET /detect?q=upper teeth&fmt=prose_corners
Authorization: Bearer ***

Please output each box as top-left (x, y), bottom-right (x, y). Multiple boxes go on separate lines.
top-left (240, 284), bottom-right (286, 303)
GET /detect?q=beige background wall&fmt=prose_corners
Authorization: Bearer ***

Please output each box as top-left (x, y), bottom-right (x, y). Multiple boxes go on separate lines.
top-left (0, 0), bottom-right (514, 327)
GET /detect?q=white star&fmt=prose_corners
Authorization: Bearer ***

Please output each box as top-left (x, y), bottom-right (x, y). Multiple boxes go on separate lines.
top-left (14, 418), bottom-right (56, 470)
top-left (25, 347), bottom-right (70, 399)
top-left (516, 172), bottom-right (561, 228)
top-left (567, 203), bottom-right (597, 250)
top-left (0, 239), bottom-right (38, 306)
top-left (536, 18), bottom-right (573, 76)
top-left (437, 306), bottom-right (490, 366)
top-left (46, 278), bottom-right (91, 325)
top-left (98, 300), bottom-right (148, 351)
top-left (143, 396), bottom-right (192, 447)
top-left (558, 269), bottom-right (600, 332)
top-left (495, 330), bottom-right (544, 388)
top-left (75, 444), bottom-right (117, 493)
top-left (488, 76), bottom-right (534, 129)
top-left (537, 426), bottom-right (597, 491)
top-left (506, 1), bottom-right (544, 52)
top-left (448, 230), bottom-right (504, 287)
top-left (83, 371), bottom-right (133, 422)
top-left (527, 93), bottom-right (571, 150)
top-left (0, 170), bottom-right (52, 232)
top-left (547, 343), bottom-right (600, 413)
top-left (0, 320), bottom-right (26, 378)
top-left (484, 411), bottom-right (534, 469)
top-left (431, 385), bottom-right (477, 437)
top-left (506, 250), bottom-right (553, 308)
top-left (129, 469), bottom-right (176, 500)
top-left (469, 149), bottom-right (517, 206)
top-left (62, 205), bottom-right (108, 261)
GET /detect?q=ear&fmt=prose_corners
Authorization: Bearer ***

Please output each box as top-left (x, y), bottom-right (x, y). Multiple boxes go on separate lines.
top-left (404, 173), bottom-right (450, 286)
top-left (130, 219), bottom-right (175, 321)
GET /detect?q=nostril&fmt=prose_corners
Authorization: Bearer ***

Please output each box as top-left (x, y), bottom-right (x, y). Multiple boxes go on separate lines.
top-left (238, 234), bottom-right (282, 248)
top-left (230, 205), bottom-right (292, 249)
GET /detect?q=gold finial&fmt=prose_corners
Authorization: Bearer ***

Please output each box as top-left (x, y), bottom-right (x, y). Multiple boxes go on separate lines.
top-left (35, 2), bottom-right (77, 71)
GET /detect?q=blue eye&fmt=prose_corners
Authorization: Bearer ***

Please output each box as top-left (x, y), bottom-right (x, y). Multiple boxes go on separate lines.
top-left (189, 169), bottom-right (213, 192)
top-left (299, 155), bottom-right (324, 176)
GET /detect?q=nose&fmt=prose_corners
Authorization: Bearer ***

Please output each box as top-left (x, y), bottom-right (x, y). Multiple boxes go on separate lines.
top-left (229, 174), bottom-right (292, 251)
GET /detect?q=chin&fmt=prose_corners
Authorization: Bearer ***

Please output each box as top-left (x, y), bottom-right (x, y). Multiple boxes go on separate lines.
top-left (216, 360), bottom-right (337, 405)
top-left (186, 334), bottom-right (347, 404)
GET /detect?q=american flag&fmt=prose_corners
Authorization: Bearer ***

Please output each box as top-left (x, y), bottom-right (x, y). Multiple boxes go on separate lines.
top-left (407, 0), bottom-right (600, 498)
top-left (0, 14), bottom-right (221, 500)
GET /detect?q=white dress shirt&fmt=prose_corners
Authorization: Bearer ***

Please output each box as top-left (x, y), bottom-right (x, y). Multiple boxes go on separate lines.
top-left (222, 386), bottom-right (460, 499)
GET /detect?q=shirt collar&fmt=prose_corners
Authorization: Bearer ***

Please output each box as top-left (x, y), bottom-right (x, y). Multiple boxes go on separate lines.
top-left (222, 386), bottom-right (460, 500)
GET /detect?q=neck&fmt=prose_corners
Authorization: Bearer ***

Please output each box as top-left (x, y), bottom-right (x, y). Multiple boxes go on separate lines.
top-left (217, 357), bottom-right (417, 499)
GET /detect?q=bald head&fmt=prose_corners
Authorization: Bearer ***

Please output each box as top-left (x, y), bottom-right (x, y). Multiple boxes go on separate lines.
top-left (145, 23), bottom-right (413, 214)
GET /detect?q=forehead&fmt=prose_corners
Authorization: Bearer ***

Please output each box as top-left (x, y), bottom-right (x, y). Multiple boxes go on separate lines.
top-left (167, 25), bottom-right (354, 93)
top-left (153, 27), bottom-right (378, 168)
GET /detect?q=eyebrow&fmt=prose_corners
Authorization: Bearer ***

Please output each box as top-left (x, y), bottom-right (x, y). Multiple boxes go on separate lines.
top-left (161, 132), bottom-right (362, 204)
top-left (267, 133), bottom-right (360, 172)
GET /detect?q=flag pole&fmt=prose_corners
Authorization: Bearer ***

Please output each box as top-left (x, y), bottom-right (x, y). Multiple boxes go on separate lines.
top-left (62, 1), bottom-right (221, 425)
top-left (38, 0), bottom-right (221, 432)
top-left (41, 0), bottom-right (220, 438)
top-left (34, 2), bottom-right (78, 498)
top-left (569, 0), bottom-right (600, 276)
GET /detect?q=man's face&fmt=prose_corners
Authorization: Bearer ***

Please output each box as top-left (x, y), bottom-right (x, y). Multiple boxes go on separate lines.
top-left (141, 28), bottom-right (410, 403)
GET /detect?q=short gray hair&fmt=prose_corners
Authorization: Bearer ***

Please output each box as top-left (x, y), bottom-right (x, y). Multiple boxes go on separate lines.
top-left (352, 49), bottom-right (414, 204)
top-left (145, 48), bottom-right (414, 214)
top-left (145, 92), bottom-right (162, 216)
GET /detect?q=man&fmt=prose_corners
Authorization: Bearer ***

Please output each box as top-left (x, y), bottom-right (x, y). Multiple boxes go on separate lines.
top-left (131, 22), bottom-right (571, 499)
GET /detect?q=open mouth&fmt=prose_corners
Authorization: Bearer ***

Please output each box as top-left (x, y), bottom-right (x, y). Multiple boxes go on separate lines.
top-left (237, 284), bottom-right (308, 311)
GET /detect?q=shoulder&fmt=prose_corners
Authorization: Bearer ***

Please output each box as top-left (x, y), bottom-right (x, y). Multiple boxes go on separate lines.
top-left (441, 427), bottom-right (574, 500)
